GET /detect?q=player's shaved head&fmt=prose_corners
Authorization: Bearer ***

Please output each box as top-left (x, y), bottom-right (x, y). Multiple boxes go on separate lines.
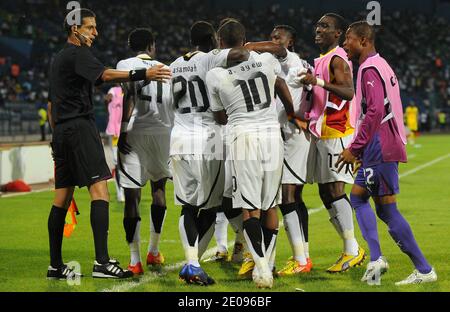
top-left (348, 21), bottom-right (376, 43)
top-left (190, 21), bottom-right (216, 48)
top-left (128, 28), bottom-right (154, 52)
top-left (218, 20), bottom-right (246, 47)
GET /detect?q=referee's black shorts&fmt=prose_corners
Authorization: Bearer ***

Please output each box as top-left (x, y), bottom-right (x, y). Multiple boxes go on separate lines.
top-left (52, 117), bottom-right (111, 189)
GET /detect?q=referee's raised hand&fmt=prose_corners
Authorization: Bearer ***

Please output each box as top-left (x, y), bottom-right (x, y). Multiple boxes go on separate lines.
top-left (146, 64), bottom-right (172, 82)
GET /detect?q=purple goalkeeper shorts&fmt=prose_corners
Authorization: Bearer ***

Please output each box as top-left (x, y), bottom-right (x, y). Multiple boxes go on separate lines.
top-left (354, 162), bottom-right (400, 196)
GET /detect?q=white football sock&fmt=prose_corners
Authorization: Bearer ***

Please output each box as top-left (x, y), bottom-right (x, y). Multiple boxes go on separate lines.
top-left (265, 231), bottom-right (278, 271)
top-left (179, 215), bottom-right (199, 266)
top-left (283, 211), bottom-right (307, 265)
top-left (328, 197), bottom-right (359, 256)
top-left (304, 242), bottom-right (310, 259)
top-left (215, 212), bottom-right (229, 253)
top-left (129, 220), bottom-right (141, 265)
top-left (148, 207), bottom-right (167, 256)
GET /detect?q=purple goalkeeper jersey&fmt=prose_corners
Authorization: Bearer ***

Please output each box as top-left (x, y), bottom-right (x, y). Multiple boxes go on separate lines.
top-left (349, 57), bottom-right (407, 166)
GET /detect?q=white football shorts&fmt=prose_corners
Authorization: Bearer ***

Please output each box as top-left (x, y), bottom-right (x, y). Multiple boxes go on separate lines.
top-left (118, 132), bottom-right (171, 188)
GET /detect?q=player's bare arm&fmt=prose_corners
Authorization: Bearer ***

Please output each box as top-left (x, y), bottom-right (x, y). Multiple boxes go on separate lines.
top-left (117, 82), bottom-right (135, 155)
top-left (100, 64), bottom-right (172, 83)
top-left (213, 110), bottom-right (228, 125)
top-left (244, 41), bottom-right (287, 59)
top-left (300, 56), bottom-right (354, 101)
top-left (275, 77), bottom-right (307, 130)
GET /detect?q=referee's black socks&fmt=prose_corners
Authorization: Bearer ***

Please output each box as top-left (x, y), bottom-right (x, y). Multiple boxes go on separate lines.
top-left (48, 205), bottom-right (67, 268)
top-left (90, 200), bottom-right (110, 264)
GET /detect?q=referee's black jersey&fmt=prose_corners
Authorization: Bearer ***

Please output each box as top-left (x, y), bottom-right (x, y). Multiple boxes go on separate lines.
top-left (49, 43), bottom-right (106, 124)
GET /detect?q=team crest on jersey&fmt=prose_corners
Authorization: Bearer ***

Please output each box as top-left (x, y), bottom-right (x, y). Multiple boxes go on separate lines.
top-left (211, 49), bottom-right (221, 55)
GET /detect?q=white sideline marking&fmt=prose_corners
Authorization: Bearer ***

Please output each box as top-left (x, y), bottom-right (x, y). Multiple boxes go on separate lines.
top-left (399, 153), bottom-right (450, 179)
top-left (1, 187), bottom-right (52, 198)
top-left (0, 179), bottom-right (116, 198)
top-left (101, 152), bottom-right (450, 292)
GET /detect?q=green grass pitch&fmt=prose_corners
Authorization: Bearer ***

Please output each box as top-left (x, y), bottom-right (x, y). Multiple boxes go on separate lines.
top-left (0, 134), bottom-right (449, 292)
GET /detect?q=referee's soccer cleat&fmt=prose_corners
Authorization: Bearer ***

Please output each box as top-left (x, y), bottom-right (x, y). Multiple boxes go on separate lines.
top-left (277, 259), bottom-right (311, 276)
top-left (203, 251), bottom-right (229, 263)
top-left (146, 252), bottom-right (165, 266)
top-left (92, 259), bottom-right (133, 279)
top-left (395, 268), bottom-right (437, 286)
top-left (238, 253), bottom-right (255, 279)
top-left (47, 264), bottom-right (82, 280)
top-left (326, 247), bottom-right (366, 273)
top-left (179, 264), bottom-right (215, 286)
top-left (361, 256), bottom-right (389, 284)
top-left (127, 262), bottom-right (144, 275)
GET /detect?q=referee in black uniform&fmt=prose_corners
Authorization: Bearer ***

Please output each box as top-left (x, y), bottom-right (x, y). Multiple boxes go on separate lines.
top-left (47, 8), bottom-right (171, 279)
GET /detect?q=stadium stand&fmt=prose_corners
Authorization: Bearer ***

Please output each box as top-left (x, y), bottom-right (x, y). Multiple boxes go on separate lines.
top-left (0, 0), bottom-right (449, 140)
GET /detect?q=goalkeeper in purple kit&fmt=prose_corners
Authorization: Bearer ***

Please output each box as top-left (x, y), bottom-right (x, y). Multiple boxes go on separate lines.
top-left (337, 21), bottom-right (437, 286)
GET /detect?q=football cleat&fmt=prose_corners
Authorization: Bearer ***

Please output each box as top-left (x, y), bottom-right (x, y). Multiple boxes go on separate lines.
top-left (146, 252), bottom-right (165, 266)
top-left (127, 262), bottom-right (144, 275)
top-left (361, 256), bottom-right (389, 284)
top-left (395, 268), bottom-right (437, 286)
top-left (92, 259), bottom-right (133, 279)
top-left (306, 258), bottom-right (313, 270)
top-left (47, 264), bottom-right (82, 280)
top-left (203, 251), bottom-right (229, 263)
top-left (179, 264), bottom-right (215, 286)
top-left (326, 247), bottom-right (366, 273)
top-left (230, 242), bottom-right (244, 263)
top-left (277, 259), bottom-right (311, 276)
top-left (238, 253), bottom-right (255, 279)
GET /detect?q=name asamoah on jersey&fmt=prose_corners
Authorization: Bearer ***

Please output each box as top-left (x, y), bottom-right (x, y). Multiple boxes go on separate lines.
top-left (172, 64), bottom-right (197, 74)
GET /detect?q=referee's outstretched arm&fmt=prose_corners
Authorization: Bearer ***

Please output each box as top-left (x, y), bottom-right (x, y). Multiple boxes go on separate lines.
top-left (100, 65), bottom-right (172, 84)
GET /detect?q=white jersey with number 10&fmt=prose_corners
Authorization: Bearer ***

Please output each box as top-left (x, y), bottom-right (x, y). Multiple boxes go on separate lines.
top-left (206, 51), bottom-right (281, 131)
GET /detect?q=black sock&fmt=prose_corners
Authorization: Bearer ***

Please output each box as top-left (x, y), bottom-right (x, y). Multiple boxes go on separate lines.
top-left (279, 202), bottom-right (297, 216)
top-left (261, 226), bottom-right (278, 252)
top-left (297, 202), bottom-right (309, 243)
top-left (181, 205), bottom-right (199, 247)
top-left (197, 208), bottom-right (217, 241)
top-left (123, 217), bottom-right (141, 243)
top-left (48, 205), bottom-right (67, 268)
top-left (151, 204), bottom-right (167, 234)
top-left (90, 200), bottom-right (110, 264)
top-left (224, 206), bottom-right (241, 220)
top-left (243, 217), bottom-right (264, 258)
